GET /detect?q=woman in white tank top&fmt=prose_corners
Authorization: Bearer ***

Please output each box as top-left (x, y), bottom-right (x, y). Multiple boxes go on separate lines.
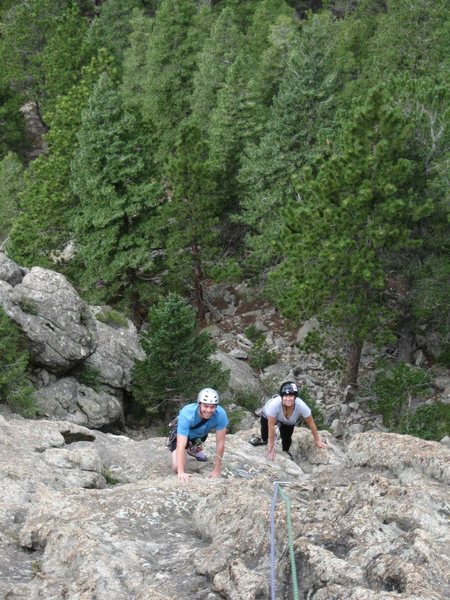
top-left (249, 381), bottom-right (327, 460)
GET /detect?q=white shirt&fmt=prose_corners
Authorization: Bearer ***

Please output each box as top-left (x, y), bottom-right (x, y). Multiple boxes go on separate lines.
top-left (262, 395), bottom-right (311, 425)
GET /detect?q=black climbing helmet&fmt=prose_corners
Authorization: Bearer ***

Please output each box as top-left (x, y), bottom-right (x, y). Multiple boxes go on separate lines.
top-left (279, 381), bottom-right (298, 397)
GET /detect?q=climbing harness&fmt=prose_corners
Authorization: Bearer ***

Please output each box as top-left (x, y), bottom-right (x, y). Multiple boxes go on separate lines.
top-left (270, 481), bottom-right (299, 600)
top-left (165, 416), bottom-right (179, 448)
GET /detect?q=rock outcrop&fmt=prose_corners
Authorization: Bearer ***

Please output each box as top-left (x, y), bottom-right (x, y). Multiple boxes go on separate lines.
top-left (0, 253), bottom-right (144, 428)
top-left (1, 415), bottom-right (448, 600)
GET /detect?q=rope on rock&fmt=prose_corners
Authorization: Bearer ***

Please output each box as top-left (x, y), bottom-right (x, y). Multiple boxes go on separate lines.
top-left (270, 481), bottom-right (300, 600)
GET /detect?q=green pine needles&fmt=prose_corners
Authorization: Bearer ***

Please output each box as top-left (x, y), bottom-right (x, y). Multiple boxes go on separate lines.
top-left (131, 293), bottom-right (229, 419)
top-left (0, 307), bottom-right (36, 417)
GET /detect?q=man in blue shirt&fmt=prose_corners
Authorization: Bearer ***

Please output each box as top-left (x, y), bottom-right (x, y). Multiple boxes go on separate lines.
top-left (170, 388), bottom-right (228, 483)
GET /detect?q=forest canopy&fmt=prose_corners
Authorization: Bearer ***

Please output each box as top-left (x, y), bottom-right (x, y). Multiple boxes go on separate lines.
top-left (0, 0), bottom-right (448, 387)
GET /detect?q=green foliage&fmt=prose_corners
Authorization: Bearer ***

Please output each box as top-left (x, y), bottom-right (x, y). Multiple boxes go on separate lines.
top-left (76, 365), bottom-right (102, 391)
top-left (8, 49), bottom-right (116, 268)
top-left (397, 402), bottom-right (450, 441)
top-left (267, 88), bottom-right (434, 382)
top-left (365, 362), bottom-right (432, 428)
top-left (161, 118), bottom-right (220, 307)
top-left (0, 152), bottom-right (24, 243)
top-left (222, 404), bottom-right (244, 434)
top-left (209, 259), bottom-right (243, 284)
top-left (0, 306), bottom-right (36, 417)
top-left (190, 7), bottom-right (242, 134)
top-left (244, 325), bottom-right (265, 344)
top-left (142, 0), bottom-right (211, 163)
top-left (39, 3), bottom-right (90, 114)
top-left (232, 390), bottom-right (261, 412)
top-left (410, 252), bottom-right (450, 336)
top-left (297, 331), bottom-right (324, 354)
top-left (131, 293), bottom-right (229, 419)
top-left (71, 72), bottom-right (163, 306)
top-left (121, 8), bottom-right (154, 110)
top-left (0, 85), bottom-right (28, 159)
top-left (95, 308), bottom-right (128, 329)
top-left (436, 344), bottom-right (450, 369)
top-left (238, 12), bottom-right (342, 268)
top-left (83, 0), bottom-right (143, 70)
top-left (298, 331), bottom-right (344, 374)
top-left (18, 299), bottom-right (38, 316)
top-left (0, 1), bottom-right (90, 118)
top-left (297, 387), bottom-right (328, 432)
top-left (101, 469), bottom-right (120, 486)
top-left (248, 339), bottom-right (277, 371)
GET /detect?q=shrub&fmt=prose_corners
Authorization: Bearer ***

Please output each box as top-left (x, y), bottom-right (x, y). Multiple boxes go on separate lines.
top-left (297, 331), bottom-right (344, 374)
top-left (0, 306), bottom-right (37, 417)
top-left (232, 390), bottom-right (261, 412)
top-left (396, 402), bottom-right (450, 441)
top-left (224, 406), bottom-right (245, 434)
top-left (77, 365), bottom-right (101, 391)
top-left (297, 330), bottom-right (323, 354)
top-left (244, 324), bottom-right (265, 344)
top-left (297, 387), bottom-right (328, 431)
top-left (101, 469), bottom-right (120, 486)
top-left (96, 308), bottom-right (128, 328)
top-left (131, 293), bottom-right (229, 420)
top-left (365, 362), bottom-right (432, 429)
top-left (19, 299), bottom-right (39, 315)
top-left (248, 339), bottom-right (277, 371)
top-left (436, 344), bottom-right (450, 369)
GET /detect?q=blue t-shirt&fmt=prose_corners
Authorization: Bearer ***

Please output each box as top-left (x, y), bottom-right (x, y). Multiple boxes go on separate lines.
top-left (177, 403), bottom-right (228, 439)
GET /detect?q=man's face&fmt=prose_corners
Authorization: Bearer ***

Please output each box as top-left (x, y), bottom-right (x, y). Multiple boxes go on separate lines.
top-left (199, 402), bottom-right (217, 419)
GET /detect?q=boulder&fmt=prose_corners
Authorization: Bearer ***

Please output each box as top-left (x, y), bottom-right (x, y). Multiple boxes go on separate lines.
top-left (0, 252), bottom-right (27, 286)
top-left (213, 349), bottom-right (264, 394)
top-left (84, 309), bottom-right (145, 390)
top-left (33, 377), bottom-right (123, 429)
top-left (0, 266), bottom-right (97, 373)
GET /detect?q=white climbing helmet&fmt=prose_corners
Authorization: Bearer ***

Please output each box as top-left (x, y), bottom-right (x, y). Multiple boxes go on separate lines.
top-left (197, 388), bottom-right (220, 404)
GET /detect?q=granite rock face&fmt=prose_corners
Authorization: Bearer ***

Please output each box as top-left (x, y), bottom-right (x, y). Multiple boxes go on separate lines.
top-left (0, 254), bottom-right (144, 428)
top-left (0, 266), bottom-right (98, 373)
top-left (1, 416), bottom-right (448, 600)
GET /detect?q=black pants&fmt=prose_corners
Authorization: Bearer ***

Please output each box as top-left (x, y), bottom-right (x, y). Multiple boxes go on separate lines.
top-left (260, 415), bottom-right (294, 452)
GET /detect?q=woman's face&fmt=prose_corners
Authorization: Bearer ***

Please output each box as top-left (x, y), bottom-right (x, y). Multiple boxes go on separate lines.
top-left (281, 393), bottom-right (295, 407)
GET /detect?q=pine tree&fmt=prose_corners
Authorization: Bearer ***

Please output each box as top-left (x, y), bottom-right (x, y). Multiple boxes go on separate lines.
top-left (0, 0), bottom-right (87, 114)
top-left (207, 0), bottom-right (295, 216)
top-left (0, 77), bottom-right (28, 160)
top-left (267, 89), bottom-right (434, 388)
top-left (0, 306), bottom-right (36, 417)
top-left (121, 8), bottom-right (154, 111)
top-left (0, 152), bottom-right (24, 245)
top-left (142, 0), bottom-right (211, 164)
top-left (238, 12), bottom-right (342, 269)
top-left (82, 0), bottom-right (144, 72)
top-left (189, 7), bottom-right (243, 134)
top-left (161, 118), bottom-right (219, 319)
top-left (8, 50), bottom-right (116, 269)
top-left (131, 293), bottom-right (229, 419)
top-left (70, 73), bottom-right (163, 309)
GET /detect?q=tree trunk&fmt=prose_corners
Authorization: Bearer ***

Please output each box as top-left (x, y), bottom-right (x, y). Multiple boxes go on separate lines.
top-left (397, 317), bottom-right (416, 364)
top-left (191, 239), bottom-right (205, 322)
top-left (342, 339), bottom-right (363, 400)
